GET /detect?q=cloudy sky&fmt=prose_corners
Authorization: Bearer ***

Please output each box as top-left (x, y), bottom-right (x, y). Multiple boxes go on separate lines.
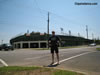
top-left (0, 0), bottom-right (99, 43)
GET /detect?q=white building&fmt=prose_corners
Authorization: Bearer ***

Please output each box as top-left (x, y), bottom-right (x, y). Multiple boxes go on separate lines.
top-left (13, 41), bottom-right (48, 49)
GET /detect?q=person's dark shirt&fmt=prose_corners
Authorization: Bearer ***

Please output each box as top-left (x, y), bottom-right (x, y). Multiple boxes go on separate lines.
top-left (48, 35), bottom-right (60, 47)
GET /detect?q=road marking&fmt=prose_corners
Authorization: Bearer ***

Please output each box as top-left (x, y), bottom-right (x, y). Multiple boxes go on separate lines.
top-left (54, 51), bottom-right (94, 65)
top-left (0, 59), bottom-right (8, 66)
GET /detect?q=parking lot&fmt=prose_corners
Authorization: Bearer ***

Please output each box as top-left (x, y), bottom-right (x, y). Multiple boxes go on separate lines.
top-left (0, 46), bottom-right (100, 75)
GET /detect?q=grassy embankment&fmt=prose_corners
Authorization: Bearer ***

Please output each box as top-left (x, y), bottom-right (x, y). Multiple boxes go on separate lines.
top-left (0, 66), bottom-right (84, 75)
top-left (96, 48), bottom-right (100, 51)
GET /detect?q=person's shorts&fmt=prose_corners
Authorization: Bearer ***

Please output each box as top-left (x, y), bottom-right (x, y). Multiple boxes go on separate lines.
top-left (51, 47), bottom-right (59, 53)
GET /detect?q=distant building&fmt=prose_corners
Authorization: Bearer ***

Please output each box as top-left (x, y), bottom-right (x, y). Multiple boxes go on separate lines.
top-left (10, 32), bottom-right (48, 48)
top-left (10, 32), bottom-right (92, 49)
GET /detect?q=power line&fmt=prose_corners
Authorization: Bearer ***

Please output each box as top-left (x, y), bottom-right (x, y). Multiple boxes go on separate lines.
top-left (33, 0), bottom-right (84, 26)
top-left (33, 0), bottom-right (99, 39)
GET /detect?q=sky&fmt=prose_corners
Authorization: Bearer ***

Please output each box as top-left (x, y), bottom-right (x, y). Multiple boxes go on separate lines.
top-left (0, 0), bottom-right (100, 43)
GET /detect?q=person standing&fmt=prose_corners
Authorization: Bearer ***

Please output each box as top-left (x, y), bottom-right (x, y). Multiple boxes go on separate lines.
top-left (48, 31), bottom-right (61, 65)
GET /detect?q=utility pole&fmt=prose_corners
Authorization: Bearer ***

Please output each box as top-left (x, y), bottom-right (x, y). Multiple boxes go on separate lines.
top-left (47, 12), bottom-right (50, 48)
top-left (92, 33), bottom-right (95, 43)
top-left (27, 30), bottom-right (29, 34)
top-left (69, 30), bottom-right (71, 36)
top-left (86, 25), bottom-right (88, 39)
top-left (47, 12), bottom-right (49, 36)
top-left (92, 33), bottom-right (94, 40)
top-left (60, 28), bottom-right (63, 34)
top-left (1, 40), bottom-right (3, 44)
top-left (78, 33), bottom-right (80, 37)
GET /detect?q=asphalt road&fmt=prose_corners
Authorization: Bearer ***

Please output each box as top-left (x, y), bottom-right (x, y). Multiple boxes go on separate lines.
top-left (0, 46), bottom-right (100, 75)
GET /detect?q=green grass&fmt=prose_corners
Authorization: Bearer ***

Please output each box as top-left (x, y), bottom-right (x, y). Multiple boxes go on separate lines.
top-left (53, 69), bottom-right (84, 75)
top-left (96, 48), bottom-right (100, 51)
top-left (0, 66), bottom-right (39, 71)
top-left (0, 66), bottom-right (84, 75)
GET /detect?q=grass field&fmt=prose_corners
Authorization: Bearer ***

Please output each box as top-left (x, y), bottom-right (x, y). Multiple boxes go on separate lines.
top-left (0, 66), bottom-right (84, 75)
top-left (96, 48), bottom-right (100, 51)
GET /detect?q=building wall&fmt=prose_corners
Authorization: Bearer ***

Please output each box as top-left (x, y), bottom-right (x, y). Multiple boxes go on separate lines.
top-left (13, 41), bottom-right (48, 49)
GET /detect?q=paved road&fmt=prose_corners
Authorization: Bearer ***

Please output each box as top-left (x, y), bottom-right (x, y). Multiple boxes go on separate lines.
top-left (0, 46), bottom-right (100, 75)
